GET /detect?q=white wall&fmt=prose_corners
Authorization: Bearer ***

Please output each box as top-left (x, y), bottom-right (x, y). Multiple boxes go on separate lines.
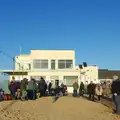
top-left (15, 55), bottom-right (31, 70)
top-left (15, 50), bottom-right (76, 71)
top-left (10, 50), bottom-right (99, 93)
top-left (76, 65), bottom-right (99, 84)
top-left (30, 50), bottom-right (75, 60)
top-left (30, 50), bottom-right (75, 70)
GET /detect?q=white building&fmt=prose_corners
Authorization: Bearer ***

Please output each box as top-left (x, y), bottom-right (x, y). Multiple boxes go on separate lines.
top-left (0, 50), bottom-right (99, 93)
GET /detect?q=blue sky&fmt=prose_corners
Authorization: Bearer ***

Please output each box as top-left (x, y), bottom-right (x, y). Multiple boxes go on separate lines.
top-left (0, 0), bottom-right (120, 71)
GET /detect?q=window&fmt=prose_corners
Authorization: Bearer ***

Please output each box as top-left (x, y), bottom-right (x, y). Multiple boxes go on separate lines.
top-left (64, 76), bottom-right (78, 86)
top-left (58, 60), bottom-right (73, 69)
top-left (33, 60), bottom-right (48, 69)
top-left (40, 60), bottom-right (48, 69)
top-left (51, 60), bottom-right (55, 70)
top-left (33, 60), bottom-right (40, 69)
top-left (58, 60), bottom-right (65, 69)
top-left (66, 60), bottom-right (73, 68)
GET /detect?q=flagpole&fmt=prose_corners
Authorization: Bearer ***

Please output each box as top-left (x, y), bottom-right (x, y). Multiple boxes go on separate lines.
top-left (19, 45), bottom-right (22, 80)
top-left (20, 45), bottom-right (22, 55)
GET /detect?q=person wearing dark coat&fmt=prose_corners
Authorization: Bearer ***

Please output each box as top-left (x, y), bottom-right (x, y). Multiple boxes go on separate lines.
top-left (111, 76), bottom-right (120, 114)
top-left (38, 77), bottom-right (46, 97)
top-left (60, 83), bottom-right (65, 95)
top-left (52, 80), bottom-right (61, 102)
top-left (48, 82), bottom-right (52, 95)
top-left (79, 82), bottom-right (84, 96)
top-left (87, 81), bottom-right (96, 101)
top-left (44, 82), bottom-right (47, 96)
top-left (9, 80), bottom-right (16, 99)
top-left (15, 81), bottom-right (21, 89)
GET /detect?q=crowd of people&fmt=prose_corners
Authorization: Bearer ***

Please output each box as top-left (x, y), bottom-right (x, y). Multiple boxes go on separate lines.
top-left (2, 77), bottom-right (67, 102)
top-left (72, 80), bottom-right (112, 101)
top-left (8, 77), bottom-right (113, 102)
top-left (72, 75), bottom-right (120, 114)
top-left (0, 75), bottom-right (120, 114)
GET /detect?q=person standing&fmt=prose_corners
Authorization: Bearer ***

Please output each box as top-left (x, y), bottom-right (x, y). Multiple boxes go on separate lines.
top-left (73, 81), bottom-right (79, 97)
top-left (95, 84), bottom-right (103, 101)
top-left (87, 81), bottom-right (96, 101)
top-left (44, 82), bottom-right (47, 96)
top-left (102, 82), bottom-right (106, 96)
top-left (59, 83), bottom-right (63, 94)
top-left (79, 82), bottom-right (84, 96)
top-left (9, 77), bottom-right (16, 99)
top-left (111, 76), bottom-right (120, 114)
top-left (48, 82), bottom-right (52, 96)
top-left (105, 81), bottom-right (111, 97)
top-left (27, 79), bottom-right (37, 100)
top-left (20, 78), bottom-right (28, 101)
top-left (38, 77), bottom-right (45, 97)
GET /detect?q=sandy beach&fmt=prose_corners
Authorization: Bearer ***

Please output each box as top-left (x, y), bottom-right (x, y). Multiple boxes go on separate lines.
top-left (0, 96), bottom-right (119, 120)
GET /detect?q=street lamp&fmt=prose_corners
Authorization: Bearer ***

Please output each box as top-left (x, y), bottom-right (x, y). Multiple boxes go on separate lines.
top-left (79, 62), bottom-right (87, 84)
top-left (12, 57), bottom-right (15, 79)
top-left (79, 64), bottom-right (83, 83)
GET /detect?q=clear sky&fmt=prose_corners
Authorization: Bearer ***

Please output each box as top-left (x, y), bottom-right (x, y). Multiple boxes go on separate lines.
top-left (0, 0), bottom-right (120, 70)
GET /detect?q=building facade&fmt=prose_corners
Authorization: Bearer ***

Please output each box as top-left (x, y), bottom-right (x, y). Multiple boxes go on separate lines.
top-left (0, 50), bottom-right (99, 93)
top-left (98, 69), bottom-right (120, 83)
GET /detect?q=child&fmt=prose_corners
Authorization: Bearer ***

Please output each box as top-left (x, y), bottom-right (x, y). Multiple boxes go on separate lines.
top-left (15, 89), bottom-right (21, 99)
top-left (36, 89), bottom-right (40, 99)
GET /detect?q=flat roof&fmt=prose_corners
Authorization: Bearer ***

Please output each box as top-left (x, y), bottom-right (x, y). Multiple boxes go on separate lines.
top-left (0, 70), bottom-right (28, 75)
top-left (0, 70), bottom-right (28, 72)
top-left (0, 70), bottom-right (28, 73)
top-left (16, 54), bottom-right (30, 57)
top-left (15, 49), bottom-right (75, 57)
top-left (31, 49), bottom-right (75, 51)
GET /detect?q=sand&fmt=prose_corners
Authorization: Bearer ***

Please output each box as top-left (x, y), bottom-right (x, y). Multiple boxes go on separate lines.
top-left (0, 96), bottom-right (119, 120)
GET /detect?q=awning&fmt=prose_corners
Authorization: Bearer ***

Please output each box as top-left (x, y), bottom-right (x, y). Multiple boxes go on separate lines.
top-left (0, 70), bottom-right (28, 75)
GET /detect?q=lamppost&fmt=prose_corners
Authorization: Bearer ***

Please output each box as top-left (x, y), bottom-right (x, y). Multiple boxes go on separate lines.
top-left (79, 62), bottom-right (88, 84)
top-left (12, 57), bottom-right (15, 79)
top-left (79, 62), bottom-right (89, 94)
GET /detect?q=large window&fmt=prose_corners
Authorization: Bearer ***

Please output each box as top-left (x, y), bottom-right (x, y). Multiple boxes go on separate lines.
top-left (33, 60), bottom-right (48, 69)
top-left (58, 60), bottom-right (73, 69)
top-left (51, 60), bottom-right (55, 70)
top-left (33, 60), bottom-right (40, 69)
top-left (64, 76), bottom-right (78, 86)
